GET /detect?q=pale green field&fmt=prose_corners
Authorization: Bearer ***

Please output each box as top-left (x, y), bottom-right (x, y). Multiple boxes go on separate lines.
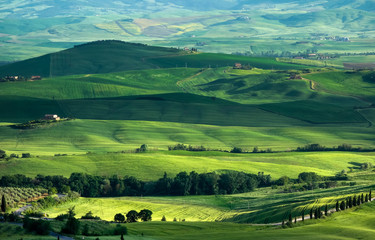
top-left (1, 119), bottom-right (374, 154)
top-left (2, 149), bottom-right (375, 181)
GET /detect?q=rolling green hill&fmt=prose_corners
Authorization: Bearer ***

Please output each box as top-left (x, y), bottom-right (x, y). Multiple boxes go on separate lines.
top-left (121, 200), bottom-right (375, 240)
top-left (0, 40), bottom-right (305, 78)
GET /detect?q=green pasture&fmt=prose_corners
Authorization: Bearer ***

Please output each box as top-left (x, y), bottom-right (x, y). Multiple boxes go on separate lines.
top-left (0, 68), bottom-right (199, 100)
top-left (1, 117), bottom-right (375, 153)
top-left (118, 201), bottom-right (375, 240)
top-left (306, 70), bottom-right (375, 102)
top-left (1, 149), bottom-right (375, 181)
top-left (0, 66), bottom-right (370, 127)
top-left (43, 180), bottom-right (374, 224)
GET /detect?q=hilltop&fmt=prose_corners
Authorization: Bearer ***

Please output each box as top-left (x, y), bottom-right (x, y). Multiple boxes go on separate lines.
top-left (0, 40), bottom-right (303, 77)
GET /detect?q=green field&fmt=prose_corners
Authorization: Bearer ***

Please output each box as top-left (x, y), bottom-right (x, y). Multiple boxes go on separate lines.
top-left (1, 40), bottom-right (375, 239)
top-left (42, 180), bottom-right (374, 224)
top-left (1, 151), bottom-right (375, 182)
top-left (108, 200), bottom-right (375, 240)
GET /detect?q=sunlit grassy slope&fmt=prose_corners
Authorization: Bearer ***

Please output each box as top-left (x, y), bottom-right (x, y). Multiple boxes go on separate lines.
top-left (124, 200), bottom-right (375, 240)
top-left (2, 151), bottom-right (375, 181)
top-left (306, 70), bottom-right (375, 102)
top-left (43, 178), bottom-right (374, 224)
top-left (40, 199), bottom-right (375, 240)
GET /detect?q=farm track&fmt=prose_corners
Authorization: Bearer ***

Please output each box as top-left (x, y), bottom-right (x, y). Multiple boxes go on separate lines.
top-left (115, 21), bottom-right (134, 36)
top-left (176, 69), bottom-right (208, 92)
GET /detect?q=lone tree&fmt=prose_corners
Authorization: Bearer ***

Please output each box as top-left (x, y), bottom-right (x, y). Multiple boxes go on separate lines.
top-left (138, 209), bottom-right (152, 222)
top-left (126, 210), bottom-right (139, 223)
top-left (325, 205), bottom-right (328, 216)
top-left (1, 195), bottom-right (6, 212)
top-left (161, 215), bottom-right (166, 221)
top-left (114, 213), bottom-right (125, 223)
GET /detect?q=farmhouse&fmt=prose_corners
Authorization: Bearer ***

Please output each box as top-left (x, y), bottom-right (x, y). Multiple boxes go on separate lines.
top-left (44, 114), bottom-right (60, 121)
top-left (233, 63), bottom-right (242, 69)
top-left (31, 76), bottom-right (42, 80)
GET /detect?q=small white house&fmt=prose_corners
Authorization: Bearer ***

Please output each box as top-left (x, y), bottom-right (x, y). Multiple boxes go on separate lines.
top-left (44, 114), bottom-right (60, 121)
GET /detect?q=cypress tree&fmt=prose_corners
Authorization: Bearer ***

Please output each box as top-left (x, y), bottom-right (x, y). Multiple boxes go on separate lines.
top-left (294, 217), bottom-right (297, 224)
top-left (336, 201), bottom-right (339, 211)
top-left (314, 208), bottom-right (318, 219)
top-left (325, 205), bottom-right (328, 216)
top-left (289, 213), bottom-right (292, 223)
top-left (310, 208), bottom-right (313, 219)
top-left (1, 195), bottom-right (6, 213)
top-left (349, 196), bottom-right (353, 208)
top-left (346, 199), bottom-right (349, 209)
top-left (370, 190), bottom-right (372, 201)
top-left (302, 210), bottom-right (305, 221)
top-left (365, 194), bottom-right (369, 202)
top-left (353, 196), bottom-right (357, 206)
top-left (357, 196), bottom-right (361, 206)
top-left (361, 194), bottom-right (364, 203)
top-left (340, 201), bottom-right (345, 211)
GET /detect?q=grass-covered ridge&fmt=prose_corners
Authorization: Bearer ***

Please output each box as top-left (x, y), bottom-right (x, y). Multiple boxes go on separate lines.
top-left (0, 40), bottom-right (305, 78)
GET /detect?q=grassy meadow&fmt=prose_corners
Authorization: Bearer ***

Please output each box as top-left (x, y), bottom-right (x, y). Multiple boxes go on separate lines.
top-left (0, 41), bottom-right (375, 239)
top-left (1, 151), bottom-right (375, 181)
top-left (111, 200), bottom-right (375, 240)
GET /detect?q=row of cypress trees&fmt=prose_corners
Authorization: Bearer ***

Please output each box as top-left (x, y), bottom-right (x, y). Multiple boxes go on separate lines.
top-left (283, 190), bottom-right (372, 226)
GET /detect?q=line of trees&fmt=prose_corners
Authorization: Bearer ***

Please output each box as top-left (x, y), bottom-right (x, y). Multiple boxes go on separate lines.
top-left (283, 190), bottom-right (372, 227)
top-left (0, 171), bottom-right (271, 197)
top-left (0, 171), bottom-right (355, 198)
top-left (167, 143), bottom-right (375, 154)
top-left (114, 209), bottom-right (152, 223)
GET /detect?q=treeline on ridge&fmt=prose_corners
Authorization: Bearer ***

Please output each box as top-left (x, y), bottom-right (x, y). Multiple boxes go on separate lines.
top-left (0, 171), bottom-right (349, 198)
top-left (168, 143), bottom-right (375, 153)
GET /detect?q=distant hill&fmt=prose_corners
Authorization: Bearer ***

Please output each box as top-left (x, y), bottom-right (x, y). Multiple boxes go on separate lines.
top-left (1, 0), bottom-right (375, 62)
top-left (0, 40), bottom-right (304, 77)
top-left (0, 40), bottom-right (181, 77)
